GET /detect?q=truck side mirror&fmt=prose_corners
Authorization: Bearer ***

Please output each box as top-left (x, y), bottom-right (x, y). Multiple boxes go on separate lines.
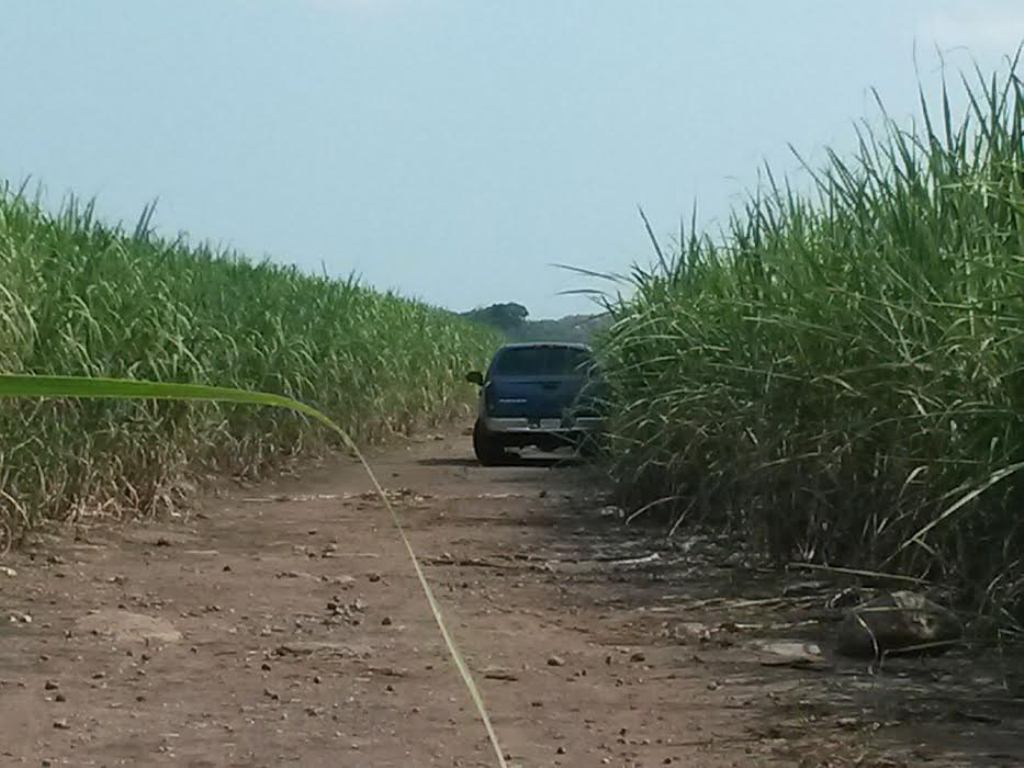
top-left (465, 371), bottom-right (484, 386)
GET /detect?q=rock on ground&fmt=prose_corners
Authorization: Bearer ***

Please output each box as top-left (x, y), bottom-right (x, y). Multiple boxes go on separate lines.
top-left (74, 610), bottom-right (182, 644)
top-left (836, 590), bottom-right (963, 659)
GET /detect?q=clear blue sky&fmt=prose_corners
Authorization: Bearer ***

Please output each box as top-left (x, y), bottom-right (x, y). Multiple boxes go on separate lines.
top-left (2, 2), bottom-right (1022, 318)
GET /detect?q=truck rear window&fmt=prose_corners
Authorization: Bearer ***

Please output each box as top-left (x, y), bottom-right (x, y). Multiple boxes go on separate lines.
top-left (492, 347), bottom-right (593, 376)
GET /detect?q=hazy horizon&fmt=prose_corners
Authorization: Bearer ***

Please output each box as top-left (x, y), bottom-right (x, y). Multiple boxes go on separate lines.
top-left (2, 1), bottom-right (1023, 319)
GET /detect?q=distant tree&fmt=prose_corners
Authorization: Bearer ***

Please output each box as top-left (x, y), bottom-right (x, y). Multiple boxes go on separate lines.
top-left (461, 302), bottom-right (529, 332)
top-left (460, 302), bottom-right (611, 344)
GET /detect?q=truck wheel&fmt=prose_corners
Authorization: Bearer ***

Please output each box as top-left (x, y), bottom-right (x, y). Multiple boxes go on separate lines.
top-left (577, 432), bottom-right (604, 459)
top-left (473, 420), bottom-right (508, 466)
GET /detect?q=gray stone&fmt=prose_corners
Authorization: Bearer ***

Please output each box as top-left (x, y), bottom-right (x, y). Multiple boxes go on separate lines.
top-left (751, 639), bottom-right (828, 669)
top-left (273, 641), bottom-right (372, 658)
top-left (75, 610), bottom-right (181, 644)
top-left (836, 590), bottom-right (962, 658)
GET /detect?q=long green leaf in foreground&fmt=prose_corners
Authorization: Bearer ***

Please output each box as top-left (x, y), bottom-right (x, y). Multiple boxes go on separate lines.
top-left (0, 373), bottom-right (507, 768)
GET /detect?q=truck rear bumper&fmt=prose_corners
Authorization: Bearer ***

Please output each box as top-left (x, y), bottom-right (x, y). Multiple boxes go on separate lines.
top-left (483, 416), bottom-right (603, 434)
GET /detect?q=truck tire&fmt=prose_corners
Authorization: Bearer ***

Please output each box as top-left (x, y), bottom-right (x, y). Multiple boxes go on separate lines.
top-left (576, 431), bottom-right (604, 459)
top-left (473, 419), bottom-right (508, 466)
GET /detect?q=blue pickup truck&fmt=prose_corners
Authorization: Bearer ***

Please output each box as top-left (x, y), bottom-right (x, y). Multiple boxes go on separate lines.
top-left (465, 342), bottom-right (607, 465)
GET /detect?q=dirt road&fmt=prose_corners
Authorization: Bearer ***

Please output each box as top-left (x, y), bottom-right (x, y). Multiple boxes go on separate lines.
top-left (2, 434), bottom-right (1022, 767)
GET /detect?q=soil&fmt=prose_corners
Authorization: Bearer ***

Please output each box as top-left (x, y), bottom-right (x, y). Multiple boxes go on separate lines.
top-left (1, 432), bottom-right (1023, 767)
